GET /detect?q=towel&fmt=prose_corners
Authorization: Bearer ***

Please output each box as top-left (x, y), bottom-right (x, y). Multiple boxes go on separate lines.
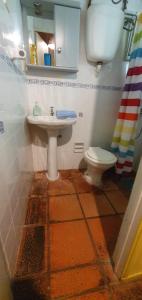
top-left (56, 110), bottom-right (77, 119)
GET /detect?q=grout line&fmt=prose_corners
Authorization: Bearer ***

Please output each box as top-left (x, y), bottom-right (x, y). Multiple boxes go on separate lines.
top-left (95, 191), bottom-right (117, 215)
top-left (75, 191), bottom-right (108, 287)
top-left (28, 197), bottom-right (49, 202)
top-left (48, 192), bottom-right (77, 197)
top-left (52, 286), bottom-right (110, 300)
top-left (102, 191), bottom-right (119, 215)
top-left (14, 270), bottom-right (47, 281)
top-left (48, 213), bottom-right (124, 225)
top-left (30, 194), bottom-right (49, 198)
top-left (49, 217), bottom-right (84, 224)
top-left (23, 223), bottom-right (47, 228)
top-left (51, 261), bottom-right (101, 274)
top-left (31, 189), bottom-right (125, 199)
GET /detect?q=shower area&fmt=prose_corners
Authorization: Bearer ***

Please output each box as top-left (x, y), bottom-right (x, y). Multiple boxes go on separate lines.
top-left (87, 0), bottom-right (142, 196)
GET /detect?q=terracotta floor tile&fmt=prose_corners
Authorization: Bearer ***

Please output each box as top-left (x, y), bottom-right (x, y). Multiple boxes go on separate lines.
top-left (102, 179), bottom-right (119, 191)
top-left (48, 178), bottom-right (76, 196)
top-left (25, 198), bottom-right (47, 225)
top-left (12, 273), bottom-right (49, 300)
top-left (50, 220), bottom-right (96, 271)
top-left (71, 289), bottom-right (110, 300)
top-left (51, 265), bottom-right (104, 299)
top-left (87, 216), bottom-right (122, 261)
top-left (30, 178), bottom-right (48, 197)
top-left (15, 169), bottom-right (141, 300)
top-left (102, 263), bottom-right (118, 285)
top-left (33, 171), bottom-right (47, 181)
top-left (105, 190), bottom-right (129, 213)
top-left (70, 169), bottom-right (85, 178)
top-left (111, 281), bottom-right (142, 300)
top-left (15, 226), bottom-right (45, 277)
top-left (60, 169), bottom-right (72, 179)
top-left (79, 192), bottom-right (115, 218)
top-left (73, 176), bottom-right (94, 193)
top-left (59, 169), bottom-right (84, 179)
top-left (49, 194), bottom-right (83, 221)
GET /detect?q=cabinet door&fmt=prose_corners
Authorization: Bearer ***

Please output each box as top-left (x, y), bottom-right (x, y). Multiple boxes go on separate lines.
top-left (55, 5), bottom-right (80, 68)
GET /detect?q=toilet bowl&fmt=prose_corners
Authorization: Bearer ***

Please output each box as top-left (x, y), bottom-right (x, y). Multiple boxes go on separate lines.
top-left (84, 147), bottom-right (117, 187)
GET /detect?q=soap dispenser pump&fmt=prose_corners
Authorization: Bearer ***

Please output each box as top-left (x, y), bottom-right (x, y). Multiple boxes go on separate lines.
top-left (33, 101), bottom-right (42, 116)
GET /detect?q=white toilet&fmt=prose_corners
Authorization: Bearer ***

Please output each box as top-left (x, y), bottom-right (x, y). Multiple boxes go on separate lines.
top-left (84, 147), bottom-right (117, 187)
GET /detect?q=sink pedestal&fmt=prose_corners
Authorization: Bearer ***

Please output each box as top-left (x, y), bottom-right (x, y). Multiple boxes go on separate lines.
top-left (27, 115), bottom-right (77, 182)
top-left (46, 129), bottom-right (59, 181)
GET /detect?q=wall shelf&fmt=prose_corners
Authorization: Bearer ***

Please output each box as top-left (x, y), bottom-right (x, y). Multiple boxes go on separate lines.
top-left (26, 64), bottom-right (78, 73)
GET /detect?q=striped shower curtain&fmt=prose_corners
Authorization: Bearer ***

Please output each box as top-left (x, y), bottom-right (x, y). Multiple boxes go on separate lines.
top-left (111, 13), bottom-right (142, 174)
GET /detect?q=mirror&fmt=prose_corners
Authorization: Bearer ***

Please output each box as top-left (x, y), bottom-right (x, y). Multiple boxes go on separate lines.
top-left (26, 2), bottom-right (55, 66)
top-left (21, 0), bottom-right (80, 71)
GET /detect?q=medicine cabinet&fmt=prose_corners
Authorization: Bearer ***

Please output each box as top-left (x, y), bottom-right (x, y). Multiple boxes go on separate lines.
top-left (20, 0), bottom-right (80, 72)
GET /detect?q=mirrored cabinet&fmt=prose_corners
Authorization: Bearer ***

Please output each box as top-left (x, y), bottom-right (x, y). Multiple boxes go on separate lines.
top-left (20, 0), bottom-right (80, 72)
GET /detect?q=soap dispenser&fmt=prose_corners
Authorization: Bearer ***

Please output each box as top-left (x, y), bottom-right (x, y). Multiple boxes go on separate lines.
top-left (33, 101), bottom-right (42, 116)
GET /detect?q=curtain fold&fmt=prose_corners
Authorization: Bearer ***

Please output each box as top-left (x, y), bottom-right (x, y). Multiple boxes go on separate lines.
top-left (111, 13), bottom-right (142, 174)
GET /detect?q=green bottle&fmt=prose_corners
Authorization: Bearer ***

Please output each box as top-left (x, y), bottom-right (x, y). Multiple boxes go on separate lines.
top-left (33, 101), bottom-right (42, 116)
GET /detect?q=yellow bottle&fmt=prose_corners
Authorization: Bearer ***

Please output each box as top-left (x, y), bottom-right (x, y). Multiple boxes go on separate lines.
top-left (30, 44), bottom-right (38, 65)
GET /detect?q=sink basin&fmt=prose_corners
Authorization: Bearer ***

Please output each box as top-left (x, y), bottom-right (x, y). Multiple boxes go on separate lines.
top-left (27, 115), bottom-right (77, 181)
top-left (27, 115), bottom-right (76, 130)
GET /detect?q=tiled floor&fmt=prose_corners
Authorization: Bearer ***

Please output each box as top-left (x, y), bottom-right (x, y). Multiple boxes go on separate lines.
top-left (12, 169), bottom-right (142, 300)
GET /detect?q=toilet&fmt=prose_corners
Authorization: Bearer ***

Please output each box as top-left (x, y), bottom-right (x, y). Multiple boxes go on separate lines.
top-left (84, 147), bottom-right (117, 187)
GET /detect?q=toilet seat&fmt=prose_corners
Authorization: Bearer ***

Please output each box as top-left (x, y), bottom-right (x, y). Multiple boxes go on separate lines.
top-left (86, 147), bottom-right (117, 164)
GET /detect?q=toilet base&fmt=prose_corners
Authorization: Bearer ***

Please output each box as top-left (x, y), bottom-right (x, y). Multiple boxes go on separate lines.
top-left (84, 147), bottom-right (117, 188)
top-left (84, 167), bottom-right (103, 188)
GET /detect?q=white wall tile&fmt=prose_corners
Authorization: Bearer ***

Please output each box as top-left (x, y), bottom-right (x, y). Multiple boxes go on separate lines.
top-left (0, 0), bottom-right (33, 277)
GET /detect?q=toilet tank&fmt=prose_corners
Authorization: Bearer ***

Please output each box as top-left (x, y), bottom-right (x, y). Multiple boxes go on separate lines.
top-left (86, 0), bottom-right (124, 63)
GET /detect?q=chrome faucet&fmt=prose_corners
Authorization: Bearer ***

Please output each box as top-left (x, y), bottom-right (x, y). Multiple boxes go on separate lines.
top-left (50, 106), bottom-right (54, 116)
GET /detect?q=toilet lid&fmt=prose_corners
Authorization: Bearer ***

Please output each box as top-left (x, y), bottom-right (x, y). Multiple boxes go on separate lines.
top-left (87, 147), bottom-right (117, 164)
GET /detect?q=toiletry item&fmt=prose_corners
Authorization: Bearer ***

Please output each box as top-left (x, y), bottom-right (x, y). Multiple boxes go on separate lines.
top-left (44, 53), bottom-right (51, 66)
top-left (50, 106), bottom-right (54, 116)
top-left (33, 102), bottom-right (42, 116)
top-left (56, 110), bottom-right (77, 119)
top-left (30, 44), bottom-right (38, 65)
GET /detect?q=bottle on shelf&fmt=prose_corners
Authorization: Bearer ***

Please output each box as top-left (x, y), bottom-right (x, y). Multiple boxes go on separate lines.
top-left (30, 44), bottom-right (38, 65)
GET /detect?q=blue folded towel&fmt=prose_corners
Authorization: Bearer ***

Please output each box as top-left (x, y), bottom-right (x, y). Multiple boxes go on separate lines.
top-left (56, 110), bottom-right (77, 119)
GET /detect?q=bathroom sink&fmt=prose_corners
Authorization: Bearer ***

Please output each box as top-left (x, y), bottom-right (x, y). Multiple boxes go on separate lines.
top-left (27, 115), bottom-right (77, 181)
top-left (27, 115), bottom-right (76, 130)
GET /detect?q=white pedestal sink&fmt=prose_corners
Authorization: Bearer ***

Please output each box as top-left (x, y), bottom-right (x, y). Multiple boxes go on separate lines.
top-left (27, 115), bottom-right (77, 181)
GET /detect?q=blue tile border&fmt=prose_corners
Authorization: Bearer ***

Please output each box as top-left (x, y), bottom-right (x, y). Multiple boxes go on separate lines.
top-left (26, 78), bottom-right (122, 91)
top-left (0, 50), bottom-right (122, 92)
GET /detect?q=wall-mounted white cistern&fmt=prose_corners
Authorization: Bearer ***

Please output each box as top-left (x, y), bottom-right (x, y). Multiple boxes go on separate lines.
top-left (27, 114), bottom-right (77, 181)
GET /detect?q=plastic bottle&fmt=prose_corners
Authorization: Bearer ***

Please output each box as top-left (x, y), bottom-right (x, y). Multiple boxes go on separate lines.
top-left (30, 44), bottom-right (38, 65)
top-left (33, 102), bottom-right (42, 116)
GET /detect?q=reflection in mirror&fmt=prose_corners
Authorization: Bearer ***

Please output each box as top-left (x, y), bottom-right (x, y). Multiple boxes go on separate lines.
top-left (27, 2), bottom-right (55, 66)
top-left (123, 13), bottom-right (137, 61)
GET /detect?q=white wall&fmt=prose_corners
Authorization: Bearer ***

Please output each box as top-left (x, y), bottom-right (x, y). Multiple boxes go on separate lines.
top-left (127, 0), bottom-right (142, 12)
top-left (27, 0), bottom-right (142, 172)
top-left (27, 3), bottom-right (125, 171)
top-left (0, 0), bottom-right (33, 276)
